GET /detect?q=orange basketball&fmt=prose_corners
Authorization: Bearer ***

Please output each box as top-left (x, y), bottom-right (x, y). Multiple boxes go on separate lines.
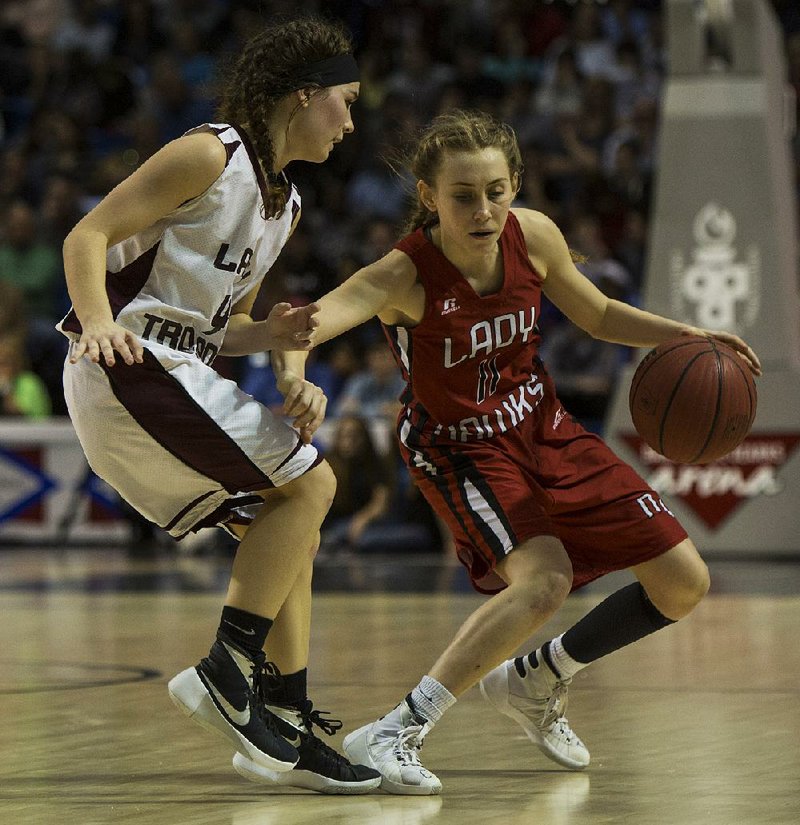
top-left (629, 335), bottom-right (757, 464)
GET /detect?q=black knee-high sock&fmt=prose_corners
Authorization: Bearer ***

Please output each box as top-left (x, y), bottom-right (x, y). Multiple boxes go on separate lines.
top-left (560, 582), bottom-right (674, 664)
top-left (217, 605), bottom-right (273, 660)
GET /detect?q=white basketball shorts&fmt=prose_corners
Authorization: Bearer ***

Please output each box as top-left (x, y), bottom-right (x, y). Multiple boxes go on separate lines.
top-left (63, 341), bottom-right (320, 538)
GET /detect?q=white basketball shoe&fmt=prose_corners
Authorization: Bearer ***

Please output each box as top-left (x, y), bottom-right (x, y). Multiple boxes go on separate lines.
top-left (480, 652), bottom-right (590, 770)
top-left (342, 699), bottom-right (442, 795)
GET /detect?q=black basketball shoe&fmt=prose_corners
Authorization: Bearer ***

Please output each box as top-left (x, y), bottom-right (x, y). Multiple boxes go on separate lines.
top-left (232, 662), bottom-right (381, 794)
top-left (168, 640), bottom-right (299, 772)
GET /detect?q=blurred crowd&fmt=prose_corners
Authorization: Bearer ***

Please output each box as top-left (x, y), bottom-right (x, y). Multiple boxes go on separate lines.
top-left (1, 0), bottom-right (799, 549)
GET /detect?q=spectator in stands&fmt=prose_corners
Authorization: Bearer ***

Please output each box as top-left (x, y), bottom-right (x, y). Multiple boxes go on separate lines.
top-left (385, 41), bottom-right (454, 121)
top-left (604, 135), bottom-right (651, 215)
top-left (142, 51), bottom-right (214, 143)
top-left (0, 199), bottom-right (61, 322)
top-left (274, 222), bottom-right (338, 304)
top-left (483, 16), bottom-right (539, 88)
top-left (39, 172), bottom-right (86, 249)
top-left (532, 46), bottom-right (583, 128)
top-left (319, 414), bottom-right (394, 555)
top-left (569, 213), bottom-right (636, 303)
top-left (51, 0), bottom-right (115, 65)
top-left (449, 40), bottom-right (506, 111)
top-left (540, 214), bottom-right (635, 432)
top-left (24, 108), bottom-right (90, 198)
top-left (614, 208), bottom-right (649, 291)
top-left (0, 280), bottom-right (26, 338)
top-left (0, 0), bottom-right (797, 435)
top-left (607, 39), bottom-right (661, 124)
top-left (0, 148), bottom-right (37, 212)
top-left (561, 1), bottom-right (618, 80)
top-left (0, 198), bottom-right (68, 412)
top-left (344, 148), bottom-right (409, 223)
top-left (351, 217), bottom-right (397, 269)
top-left (0, 328), bottom-right (51, 418)
top-left (333, 337), bottom-right (405, 420)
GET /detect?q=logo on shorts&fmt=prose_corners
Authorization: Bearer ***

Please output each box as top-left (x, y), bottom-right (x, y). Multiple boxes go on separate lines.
top-left (553, 407), bottom-right (567, 430)
top-left (441, 298), bottom-right (460, 315)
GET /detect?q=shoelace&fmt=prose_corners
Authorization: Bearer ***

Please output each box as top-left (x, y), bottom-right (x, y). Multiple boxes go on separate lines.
top-left (245, 656), bottom-right (285, 737)
top-left (513, 676), bottom-right (572, 730)
top-left (541, 680), bottom-right (570, 728)
top-left (540, 682), bottom-right (583, 745)
top-left (391, 722), bottom-right (433, 767)
top-left (252, 662), bottom-right (349, 765)
top-left (551, 717), bottom-right (580, 744)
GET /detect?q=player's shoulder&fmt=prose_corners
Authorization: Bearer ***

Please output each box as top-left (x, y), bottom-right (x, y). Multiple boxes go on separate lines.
top-left (510, 207), bottom-right (568, 262)
top-left (367, 246), bottom-right (419, 285)
top-left (155, 130), bottom-right (228, 178)
top-left (510, 207), bottom-right (561, 242)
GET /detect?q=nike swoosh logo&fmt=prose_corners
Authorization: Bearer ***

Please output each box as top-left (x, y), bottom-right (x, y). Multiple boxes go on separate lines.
top-left (223, 620), bottom-right (256, 636)
top-left (284, 731), bottom-right (301, 746)
top-left (206, 679), bottom-right (251, 726)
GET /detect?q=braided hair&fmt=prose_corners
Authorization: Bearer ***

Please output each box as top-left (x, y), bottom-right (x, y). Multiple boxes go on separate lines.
top-left (218, 15), bottom-right (353, 218)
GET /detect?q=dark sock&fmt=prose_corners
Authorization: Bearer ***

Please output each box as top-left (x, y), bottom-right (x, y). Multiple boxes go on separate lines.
top-left (561, 582), bottom-right (675, 664)
top-left (265, 667), bottom-right (308, 708)
top-left (217, 605), bottom-right (273, 660)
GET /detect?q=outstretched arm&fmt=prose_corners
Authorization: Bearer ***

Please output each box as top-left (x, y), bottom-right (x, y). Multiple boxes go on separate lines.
top-left (312, 249), bottom-right (420, 345)
top-left (221, 300), bottom-right (320, 355)
top-left (516, 209), bottom-right (762, 376)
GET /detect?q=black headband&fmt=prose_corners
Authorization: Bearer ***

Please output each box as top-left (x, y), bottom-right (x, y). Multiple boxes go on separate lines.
top-left (290, 54), bottom-right (360, 89)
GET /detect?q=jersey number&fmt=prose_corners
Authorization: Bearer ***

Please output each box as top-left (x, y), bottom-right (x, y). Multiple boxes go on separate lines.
top-left (476, 357), bottom-right (501, 404)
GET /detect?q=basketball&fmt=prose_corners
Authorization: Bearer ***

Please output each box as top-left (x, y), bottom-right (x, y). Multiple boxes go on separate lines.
top-left (629, 335), bottom-right (757, 464)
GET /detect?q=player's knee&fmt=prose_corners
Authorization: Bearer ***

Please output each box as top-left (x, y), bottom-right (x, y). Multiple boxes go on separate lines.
top-left (684, 558), bottom-right (711, 612)
top-left (654, 553), bottom-right (710, 619)
top-left (307, 533), bottom-right (321, 561)
top-left (286, 460), bottom-right (337, 514)
top-left (312, 460), bottom-right (337, 508)
top-left (516, 565), bottom-right (572, 621)
top-left (674, 540), bottom-right (711, 614)
top-left (666, 569), bottom-right (709, 619)
top-left (541, 567), bottom-right (573, 612)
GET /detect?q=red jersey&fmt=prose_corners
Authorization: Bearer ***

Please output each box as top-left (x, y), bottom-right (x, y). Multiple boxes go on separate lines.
top-left (382, 212), bottom-right (687, 594)
top-left (384, 211), bottom-right (546, 444)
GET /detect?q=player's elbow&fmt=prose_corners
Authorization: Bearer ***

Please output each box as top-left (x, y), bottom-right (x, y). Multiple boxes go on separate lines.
top-left (582, 298), bottom-right (616, 341)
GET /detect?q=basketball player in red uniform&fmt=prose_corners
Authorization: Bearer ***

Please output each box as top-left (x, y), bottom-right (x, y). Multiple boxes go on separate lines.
top-left (60, 16), bottom-right (380, 794)
top-left (294, 110), bottom-right (761, 794)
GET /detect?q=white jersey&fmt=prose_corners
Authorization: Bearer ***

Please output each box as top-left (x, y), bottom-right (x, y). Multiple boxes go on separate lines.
top-left (61, 123), bottom-right (318, 538)
top-left (59, 122), bottom-right (301, 366)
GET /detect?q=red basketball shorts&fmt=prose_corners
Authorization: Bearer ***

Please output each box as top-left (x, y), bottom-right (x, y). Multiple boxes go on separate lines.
top-left (401, 395), bottom-right (688, 595)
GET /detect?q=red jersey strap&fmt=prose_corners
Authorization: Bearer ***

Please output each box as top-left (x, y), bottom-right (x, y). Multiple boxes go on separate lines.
top-left (394, 225), bottom-right (464, 290)
top-left (394, 226), bottom-right (428, 258)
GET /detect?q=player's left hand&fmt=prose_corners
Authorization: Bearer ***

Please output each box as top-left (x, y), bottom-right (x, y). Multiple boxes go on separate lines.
top-left (683, 327), bottom-right (762, 376)
top-left (276, 371), bottom-right (327, 443)
top-left (265, 302), bottom-right (320, 351)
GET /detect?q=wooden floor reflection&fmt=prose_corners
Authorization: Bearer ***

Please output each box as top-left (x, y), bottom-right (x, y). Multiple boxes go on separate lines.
top-left (1, 547), bottom-right (799, 825)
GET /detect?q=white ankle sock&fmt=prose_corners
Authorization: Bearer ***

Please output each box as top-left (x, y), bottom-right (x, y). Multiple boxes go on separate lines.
top-left (409, 675), bottom-right (456, 724)
top-left (547, 635), bottom-right (587, 680)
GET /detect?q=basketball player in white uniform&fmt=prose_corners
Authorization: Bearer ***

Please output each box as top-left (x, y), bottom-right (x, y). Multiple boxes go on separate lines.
top-left (59, 16), bottom-right (380, 794)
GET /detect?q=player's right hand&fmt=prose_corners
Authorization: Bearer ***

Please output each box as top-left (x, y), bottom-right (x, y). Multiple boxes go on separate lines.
top-left (278, 373), bottom-right (327, 444)
top-left (680, 327), bottom-right (762, 377)
top-left (70, 321), bottom-right (144, 367)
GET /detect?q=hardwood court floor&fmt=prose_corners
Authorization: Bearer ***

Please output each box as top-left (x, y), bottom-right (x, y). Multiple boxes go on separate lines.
top-left (1, 547), bottom-right (799, 825)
